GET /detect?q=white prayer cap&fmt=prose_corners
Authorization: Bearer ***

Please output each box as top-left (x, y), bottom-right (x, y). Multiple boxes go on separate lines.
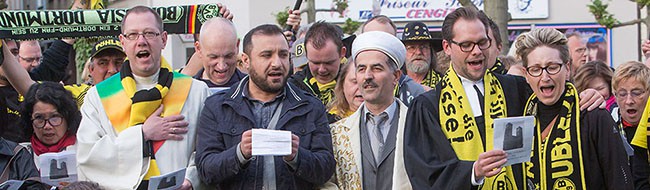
top-left (351, 31), bottom-right (406, 69)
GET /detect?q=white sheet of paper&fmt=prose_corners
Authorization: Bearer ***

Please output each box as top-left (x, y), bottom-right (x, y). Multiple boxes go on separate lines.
top-left (39, 150), bottom-right (77, 186)
top-left (252, 129), bottom-right (292, 156)
top-left (493, 116), bottom-right (535, 166)
top-left (148, 168), bottom-right (186, 190)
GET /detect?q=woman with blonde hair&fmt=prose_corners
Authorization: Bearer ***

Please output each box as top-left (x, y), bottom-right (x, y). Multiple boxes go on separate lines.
top-left (328, 62), bottom-right (363, 122)
top-left (515, 27), bottom-right (631, 189)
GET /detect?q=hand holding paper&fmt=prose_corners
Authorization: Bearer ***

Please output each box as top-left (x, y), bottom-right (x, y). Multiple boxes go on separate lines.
top-left (252, 129), bottom-right (293, 156)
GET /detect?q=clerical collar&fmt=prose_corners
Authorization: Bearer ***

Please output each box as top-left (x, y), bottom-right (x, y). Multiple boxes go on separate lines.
top-left (457, 74), bottom-right (484, 117)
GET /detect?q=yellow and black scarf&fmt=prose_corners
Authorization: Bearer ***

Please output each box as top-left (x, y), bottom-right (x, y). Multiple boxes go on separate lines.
top-left (421, 69), bottom-right (441, 89)
top-left (96, 58), bottom-right (192, 180)
top-left (490, 58), bottom-right (507, 75)
top-left (304, 76), bottom-right (336, 106)
top-left (523, 83), bottom-right (586, 190)
top-left (631, 98), bottom-right (650, 149)
top-left (439, 65), bottom-right (517, 189)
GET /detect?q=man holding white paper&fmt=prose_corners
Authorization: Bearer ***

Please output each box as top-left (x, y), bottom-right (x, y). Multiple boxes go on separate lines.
top-left (196, 24), bottom-right (335, 189)
top-left (325, 31), bottom-right (412, 190)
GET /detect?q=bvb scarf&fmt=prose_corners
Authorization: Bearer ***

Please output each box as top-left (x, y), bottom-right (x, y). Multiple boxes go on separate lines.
top-left (421, 69), bottom-right (442, 89)
top-left (305, 77), bottom-right (336, 106)
top-left (631, 98), bottom-right (650, 149)
top-left (439, 65), bottom-right (516, 189)
top-left (489, 58), bottom-right (507, 75)
top-left (96, 58), bottom-right (192, 180)
top-left (523, 83), bottom-right (586, 190)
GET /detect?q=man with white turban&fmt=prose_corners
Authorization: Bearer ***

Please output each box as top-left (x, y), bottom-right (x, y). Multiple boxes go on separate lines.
top-left (321, 31), bottom-right (412, 190)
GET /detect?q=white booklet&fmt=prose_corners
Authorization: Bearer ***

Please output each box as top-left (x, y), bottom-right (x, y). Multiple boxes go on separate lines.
top-left (148, 168), bottom-right (186, 190)
top-left (493, 116), bottom-right (535, 166)
top-left (39, 150), bottom-right (77, 186)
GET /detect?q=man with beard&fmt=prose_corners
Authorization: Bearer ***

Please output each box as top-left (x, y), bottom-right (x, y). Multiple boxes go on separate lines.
top-left (76, 6), bottom-right (210, 189)
top-left (401, 21), bottom-right (442, 91)
top-left (196, 24), bottom-right (335, 189)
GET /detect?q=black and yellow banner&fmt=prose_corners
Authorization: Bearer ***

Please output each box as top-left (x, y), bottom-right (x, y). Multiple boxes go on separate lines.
top-left (0, 4), bottom-right (220, 40)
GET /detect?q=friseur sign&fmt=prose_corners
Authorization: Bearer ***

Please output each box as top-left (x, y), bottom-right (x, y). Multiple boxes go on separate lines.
top-left (316, 0), bottom-right (548, 22)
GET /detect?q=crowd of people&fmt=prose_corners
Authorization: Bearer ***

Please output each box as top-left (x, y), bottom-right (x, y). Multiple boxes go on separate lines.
top-left (0, 3), bottom-right (649, 190)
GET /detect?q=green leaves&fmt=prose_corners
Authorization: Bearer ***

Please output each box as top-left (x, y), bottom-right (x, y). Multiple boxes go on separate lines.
top-left (588, 0), bottom-right (620, 28)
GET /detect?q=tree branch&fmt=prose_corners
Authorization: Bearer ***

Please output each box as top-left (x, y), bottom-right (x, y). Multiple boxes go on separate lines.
top-left (612, 18), bottom-right (644, 27)
top-left (315, 8), bottom-right (337, 12)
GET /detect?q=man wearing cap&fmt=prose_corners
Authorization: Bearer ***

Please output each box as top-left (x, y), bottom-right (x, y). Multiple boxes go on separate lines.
top-left (401, 21), bottom-right (442, 90)
top-left (325, 31), bottom-right (411, 190)
top-left (288, 21), bottom-right (346, 107)
top-left (193, 17), bottom-right (246, 94)
top-left (0, 38), bottom-right (126, 108)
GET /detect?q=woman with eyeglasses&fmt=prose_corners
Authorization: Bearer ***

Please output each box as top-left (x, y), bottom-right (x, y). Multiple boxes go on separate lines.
top-left (20, 81), bottom-right (81, 166)
top-left (515, 28), bottom-right (632, 189)
top-left (611, 61), bottom-right (650, 189)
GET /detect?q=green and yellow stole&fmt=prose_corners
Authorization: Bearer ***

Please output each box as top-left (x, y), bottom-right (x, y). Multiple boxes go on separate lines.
top-left (631, 98), bottom-right (650, 149)
top-left (96, 58), bottom-right (192, 180)
top-left (523, 83), bottom-right (586, 190)
top-left (439, 65), bottom-right (517, 189)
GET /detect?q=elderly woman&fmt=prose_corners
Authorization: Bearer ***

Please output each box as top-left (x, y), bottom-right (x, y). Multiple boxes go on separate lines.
top-left (515, 28), bottom-right (632, 189)
top-left (574, 60), bottom-right (616, 112)
top-left (20, 82), bottom-right (80, 159)
top-left (328, 62), bottom-right (364, 122)
top-left (612, 61), bottom-right (650, 189)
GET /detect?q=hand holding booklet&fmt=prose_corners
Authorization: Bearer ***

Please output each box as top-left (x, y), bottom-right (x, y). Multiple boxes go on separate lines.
top-left (251, 129), bottom-right (292, 156)
top-left (493, 116), bottom-right (535, 166)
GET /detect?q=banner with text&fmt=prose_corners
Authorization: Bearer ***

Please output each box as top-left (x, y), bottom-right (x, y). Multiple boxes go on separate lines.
top-left (0, 4), bottom-right (221, 40)
top-left (316, 0), bottom-right (548, 22)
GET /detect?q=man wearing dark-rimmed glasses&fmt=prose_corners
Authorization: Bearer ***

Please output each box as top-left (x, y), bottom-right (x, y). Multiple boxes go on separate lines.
top-left (76, 5), bottom-right (210, 190)
top-left (403, 7), bottom-right (606, 190)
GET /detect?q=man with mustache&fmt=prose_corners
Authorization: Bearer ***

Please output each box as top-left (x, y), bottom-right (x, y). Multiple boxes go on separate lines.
top-left (196, 24), bottom-right (335, 189)
top-left (324, 31), bottom-right (412, 189)
top-left (401, 21), bottom-right (442, 91)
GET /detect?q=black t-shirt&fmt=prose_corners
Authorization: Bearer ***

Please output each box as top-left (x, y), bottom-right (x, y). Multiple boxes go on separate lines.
top-left (0, 86), bottom-right (27, 143)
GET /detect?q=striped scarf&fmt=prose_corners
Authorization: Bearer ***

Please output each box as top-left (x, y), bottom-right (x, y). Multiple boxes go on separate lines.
top-left (523, 83), bottom-right (586, 190)
top-left (96, 58), bottom-right (192, 180)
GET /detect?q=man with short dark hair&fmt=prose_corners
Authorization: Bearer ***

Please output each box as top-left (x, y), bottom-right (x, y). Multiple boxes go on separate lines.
top-left (196, 24), bottom-right (335, 189)
top-left (76, 6), bottom-right (210, 189)
top-left (288, 21), bottom-right (346, 107)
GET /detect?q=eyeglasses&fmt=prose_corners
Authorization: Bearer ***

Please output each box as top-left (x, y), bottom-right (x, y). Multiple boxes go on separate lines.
top-left (525, 63), bottom-right (564, 77)
top-left (18, 56), bottom-right (42, 63)
top-left (616, 89), bottom-right (646, 99)
top-left (32, 115), bottom-right (64, 128)
top-left (406, 44), bottom-right (431, 53)
top-left (449, 38), bottom-right (491, 52)
top-left (122, 31), bottom-right (161, 40)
